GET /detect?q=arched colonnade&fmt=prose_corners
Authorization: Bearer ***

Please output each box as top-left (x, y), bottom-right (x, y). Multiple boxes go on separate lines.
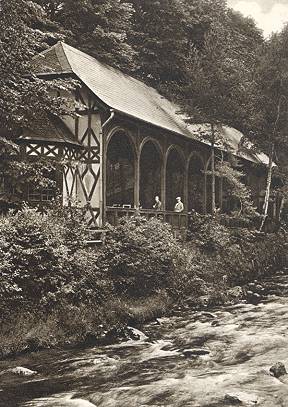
top-left (105, 128), bottom-right (225, 224)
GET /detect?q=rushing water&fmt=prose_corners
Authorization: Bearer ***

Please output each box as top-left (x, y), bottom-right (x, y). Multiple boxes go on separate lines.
top-left (2, 273), bottom-right (288, 407)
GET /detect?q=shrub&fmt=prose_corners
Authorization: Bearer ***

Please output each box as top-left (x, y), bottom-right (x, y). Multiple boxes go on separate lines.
top-left (1, 205), bottom-right (287, 358)
top-left (187, 211), bottom-right (288, 288)
top-left (98, 215), bottom-right (188, 297)
top-left (0, 205), bottom-right (112, 315)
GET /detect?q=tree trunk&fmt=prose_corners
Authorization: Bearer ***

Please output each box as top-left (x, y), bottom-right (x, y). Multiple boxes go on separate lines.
top-left (259, 143), bottom-right (274, 231)
top-left (277, 195), bottom-right (285, 222)
top-left (211, 123), bottom-right (216, 215)
top-left (259, 95), bottom-right (284, 232)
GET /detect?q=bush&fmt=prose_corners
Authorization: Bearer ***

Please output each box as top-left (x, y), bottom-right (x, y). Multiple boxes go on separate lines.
top-left (0, 205), bottom-right (112, 315)
top-left (187, 210), bottom-right (288, 289)
top-left (99, 216), bottom-right (187, 297)
top-left (1, 206), bottom-right (287, 358)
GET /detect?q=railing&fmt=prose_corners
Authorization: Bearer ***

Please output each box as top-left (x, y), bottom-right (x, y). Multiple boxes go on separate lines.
top-left (106, 207), bottom-right (188, 231)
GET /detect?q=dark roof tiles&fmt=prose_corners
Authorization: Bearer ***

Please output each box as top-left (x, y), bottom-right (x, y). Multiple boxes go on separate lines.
top-left (19, 114), bottom-right (79, 146)
top-left (32, 42), bottom-right (269, 165)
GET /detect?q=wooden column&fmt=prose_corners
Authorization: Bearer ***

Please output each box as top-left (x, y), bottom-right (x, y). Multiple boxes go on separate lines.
top-left (184, 157), bottom-right (189, 213)
top-left (102, 125), bottom-right (107, 225)
top-left (134, 151), bottom-right (140, 209)
top-left (162, 148), bottom-right (167, 211)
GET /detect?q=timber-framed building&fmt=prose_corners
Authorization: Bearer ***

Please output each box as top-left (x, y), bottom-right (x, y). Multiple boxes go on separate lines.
top-left (12, 42), bottom-right (275, 230)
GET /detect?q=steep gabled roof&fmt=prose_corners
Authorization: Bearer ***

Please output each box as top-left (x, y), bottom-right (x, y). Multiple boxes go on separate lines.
top-left (33, 42), bottom-right (193, 137)
top-left (19, 114), bottom-right (80, 146)
top-left (32, 43), bottom-right (73, 74)
top-left (32, 42), bottom-right (270, 166)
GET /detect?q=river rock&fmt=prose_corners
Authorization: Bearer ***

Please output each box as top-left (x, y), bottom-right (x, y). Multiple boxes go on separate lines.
top-left (8, 366), bottom-right (37, 376)
top-left (149, 318), bottom-right (161, 326)
top-left (270, 362), bottom-right (287, 378)
top-left (201, 312), bottom-right (217, 319)
top-left (197, 295), bottom-right (209, 307)
top-left (182, 348), bottom-right (210, 357)
top-left (224, 394), bottom-right (242, 405)
top-left (227, 286), bottom-right (243, 300)
top-left (93, 355), bottom-right (120, 366)
top-left (195, 311), bottom-right (218, 323)
top-left (246, 291), bottom-right (262, 305)
top-left (127, 326), bottom-right (148, 341)
top-left (224, 392), bottom-right (258, 405)
top-left (53, 395), bottom-right (97, 406)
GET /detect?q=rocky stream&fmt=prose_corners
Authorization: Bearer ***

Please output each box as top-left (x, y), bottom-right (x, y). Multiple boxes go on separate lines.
top-left (2, 272), bottom-right (288, 406)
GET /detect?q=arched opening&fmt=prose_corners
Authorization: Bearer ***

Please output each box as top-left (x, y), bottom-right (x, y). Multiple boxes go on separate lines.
top-left (188, 155), bottom-right (205, 213)
top-left (166, 148), bottom-right (184, 211)
top-left (206, 157), bottom-right (222, 214)
top-left (140, 141), bottom-right (162, 209)
top-left (106, 132), bottom-right (135, 207)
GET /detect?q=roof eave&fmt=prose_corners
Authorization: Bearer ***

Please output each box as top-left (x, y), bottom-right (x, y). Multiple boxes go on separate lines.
top-left (17, 136), bottom-right (81, 147)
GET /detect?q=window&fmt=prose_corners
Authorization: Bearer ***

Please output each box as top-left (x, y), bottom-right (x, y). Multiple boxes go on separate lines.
top-left (27, 185), bottom-right (56, 203)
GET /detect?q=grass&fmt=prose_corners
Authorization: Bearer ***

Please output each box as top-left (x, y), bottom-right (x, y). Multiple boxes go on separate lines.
top-left (0, 291), bottom-right (171, 359)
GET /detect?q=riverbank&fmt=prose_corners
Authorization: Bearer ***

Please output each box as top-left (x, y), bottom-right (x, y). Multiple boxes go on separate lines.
top-left (1, 269), bottom-right (286, 361)
top-left (0, 292), bottom-right (172, 360)
top-left (0, 207), bottom-right (287, 360)
top-left (2, 271), bottom-right (288, 407)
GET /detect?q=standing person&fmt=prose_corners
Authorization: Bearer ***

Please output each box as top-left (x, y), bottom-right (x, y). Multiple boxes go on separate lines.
top-left (174, 196), bottom-right (184, 212)
top-left (153, 195), bottom-right (162, 210)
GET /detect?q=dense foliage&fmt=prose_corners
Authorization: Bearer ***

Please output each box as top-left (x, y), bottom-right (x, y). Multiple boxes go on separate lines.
top-left (187, 211), bottom-right (287, 290)
top-left (0, 0), bottom-right (78, 209)
top-left (1, 205), bottom-right (287, 314)
top-left (0, 0), bottom-right (75, 130)
top-left (100, 216), bottom-right (187, 297)
top-left (0, 206), bottom-right (287, 357)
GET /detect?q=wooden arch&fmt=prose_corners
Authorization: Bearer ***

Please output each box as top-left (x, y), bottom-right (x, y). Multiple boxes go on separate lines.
top-left (139, 137), bottom-right (164, 209)
top-left (165, 145), bottom-right (186, 211)
top-left (105, 127), bottom-right (137, 208)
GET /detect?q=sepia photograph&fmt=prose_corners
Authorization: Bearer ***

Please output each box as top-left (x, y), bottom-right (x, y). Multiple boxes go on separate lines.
top-left (1, 0), bottom-right (288, 405)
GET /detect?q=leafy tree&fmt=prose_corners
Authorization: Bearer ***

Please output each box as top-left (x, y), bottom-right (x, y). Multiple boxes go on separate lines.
top-left (175, 8), bottom-right (263, 214)
top-left (100, 215), bottom-right (187, 297)
top-left (225, 8), bottom-right (264, 70)
top-left (0, 0), bottom-right (76, 208)
top-left (35, 0), bottom-right (137, 71)
top-left (216, 159), bottom-right (256, 217)
top-left (247, 26), bottom-right (288, 230)
top-left (0, 0), bottom-right (74, 130)
top-left (129, 0), bottom-right (188, 85)
top-left (178, 32), bottom-right (243, 213)
top-left (130, 0), bottom-right (229, 87)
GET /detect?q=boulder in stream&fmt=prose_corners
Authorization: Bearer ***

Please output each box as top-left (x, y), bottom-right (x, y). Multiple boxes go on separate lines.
top-left (201, 312), bottom-right (217, 319)
top-left (127, 326), bottom-right (148, 341)
top-left (182, 348), bottom-right (210, 357)
top-left (7, 366), bottom-right (37, 376)
top-left (224, 392), bottom-right (258, 405)
top-left (270, 362), bottom-right (287, 378)
top-left (224, 394), bottom-right (242, 405)
top-left (246, 291), bottom-right (262, 305)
